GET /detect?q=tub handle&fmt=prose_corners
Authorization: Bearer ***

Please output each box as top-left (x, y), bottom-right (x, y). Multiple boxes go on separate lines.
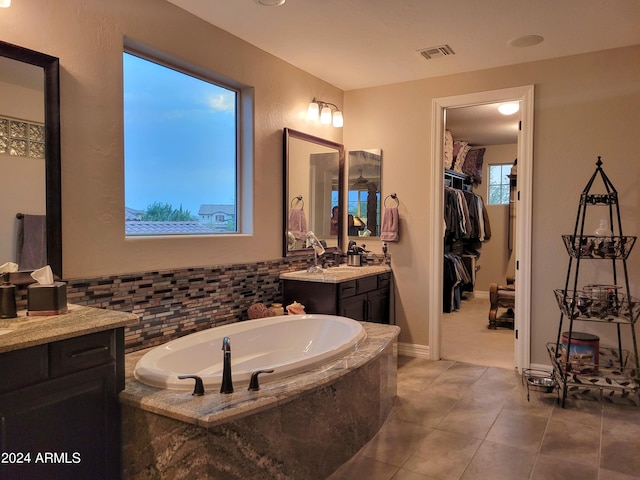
top-left (248, 369), bottom-right (275, 391)
top-left (178, 375), bottom-right (205, 396)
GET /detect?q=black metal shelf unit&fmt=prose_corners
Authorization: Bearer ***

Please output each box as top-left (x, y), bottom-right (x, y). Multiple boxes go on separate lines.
top-left (551, 157), bottom-right (639, 407)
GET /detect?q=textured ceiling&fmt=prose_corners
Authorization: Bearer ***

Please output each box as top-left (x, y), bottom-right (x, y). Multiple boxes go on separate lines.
top-left (166, 0), bottom-right (639, 145)
top-left (168, 0), bottom-right (640, 91)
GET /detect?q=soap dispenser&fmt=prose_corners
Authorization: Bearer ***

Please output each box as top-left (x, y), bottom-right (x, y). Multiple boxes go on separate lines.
top-left (0, 272), bottom-right (18, 319)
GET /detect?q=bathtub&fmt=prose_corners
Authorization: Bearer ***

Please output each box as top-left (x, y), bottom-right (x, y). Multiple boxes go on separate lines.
top-left (134, 314), bottom-right (367, 390)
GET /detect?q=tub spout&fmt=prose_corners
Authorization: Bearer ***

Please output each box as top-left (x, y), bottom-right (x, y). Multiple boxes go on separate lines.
top-left (220, 336), bottom-right (234, 394)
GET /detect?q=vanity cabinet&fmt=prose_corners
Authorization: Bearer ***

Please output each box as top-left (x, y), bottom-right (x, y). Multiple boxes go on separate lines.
top-left (282, 271), bottom-right (391, 324)
top-left (0, 327), bottom-right (127, 480)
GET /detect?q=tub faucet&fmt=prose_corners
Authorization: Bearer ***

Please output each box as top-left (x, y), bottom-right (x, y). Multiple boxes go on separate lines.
top-left (220, 336), bottom-right (234, 394)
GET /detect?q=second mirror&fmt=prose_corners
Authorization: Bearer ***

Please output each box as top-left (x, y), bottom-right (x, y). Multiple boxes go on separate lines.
top-left (347, 149), bottom-right (382, 237)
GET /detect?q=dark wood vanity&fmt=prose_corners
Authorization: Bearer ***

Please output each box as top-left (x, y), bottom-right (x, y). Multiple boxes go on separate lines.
top-left (0, 305), bottom-right (137, 479)
top-left (281, 265), bottom-right (391, 324)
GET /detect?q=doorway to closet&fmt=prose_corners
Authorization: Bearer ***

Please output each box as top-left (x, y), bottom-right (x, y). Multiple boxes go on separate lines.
top-left (428, 86), bottom-right (534, 373)
top-left (442, 104), bottom-right (518, 369)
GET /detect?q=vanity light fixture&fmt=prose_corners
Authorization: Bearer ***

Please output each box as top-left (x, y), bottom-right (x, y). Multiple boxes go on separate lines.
top-left (498, 102), bottom-right (519, 115)
top-left (307, 98), bottom-right (344, 128)
top-left (0, 0), bottom-right (11, 8)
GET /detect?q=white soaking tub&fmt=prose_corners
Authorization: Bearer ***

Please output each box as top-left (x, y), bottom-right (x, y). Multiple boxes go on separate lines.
top-left (134, 314), bottom-right (367, 390)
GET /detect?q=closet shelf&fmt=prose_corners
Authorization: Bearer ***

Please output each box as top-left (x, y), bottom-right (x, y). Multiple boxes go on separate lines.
top-left (554, 289), bottom-right (640, 325)
top-left (562, 235), bottom-right (636, 259)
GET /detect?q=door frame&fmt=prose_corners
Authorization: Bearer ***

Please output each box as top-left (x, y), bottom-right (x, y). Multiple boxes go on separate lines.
top-left (429, 85), bottom-right (534, 372)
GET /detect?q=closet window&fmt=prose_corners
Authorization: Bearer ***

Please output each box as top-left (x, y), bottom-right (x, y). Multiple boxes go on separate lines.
top-left (487, 164), bottom-right (511, 205)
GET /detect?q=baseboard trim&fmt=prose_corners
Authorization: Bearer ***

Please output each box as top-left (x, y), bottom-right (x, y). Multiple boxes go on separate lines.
top-left (397, 342), bottom-right (430, 359)
top-left (528, 362), bottom-right (553, 372)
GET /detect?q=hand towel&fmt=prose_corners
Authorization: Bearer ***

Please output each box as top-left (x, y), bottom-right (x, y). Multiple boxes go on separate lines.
top-left (380, 206), bottom-right (399, 242)
top-left (288, 208), bottom-right (307, 240)
top-left (16, 214), bottom-right (47, 270)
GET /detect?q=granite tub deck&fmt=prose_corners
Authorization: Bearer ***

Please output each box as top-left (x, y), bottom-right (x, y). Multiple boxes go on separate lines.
top-left (120, 322), bottom-right (400, 480)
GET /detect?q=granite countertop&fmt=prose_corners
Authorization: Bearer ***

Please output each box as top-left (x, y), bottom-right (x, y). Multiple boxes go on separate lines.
top-left (120, 322), bottom-right (400, 428)
top-left (0, 304), bottom-right (139, 353)
top-left (279, 264), bottom-right (391, 283)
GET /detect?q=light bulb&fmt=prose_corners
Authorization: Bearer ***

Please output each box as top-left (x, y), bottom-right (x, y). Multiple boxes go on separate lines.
top-left (332, 110), bottom-right (343, 128)
top-left (320, 105), bottom-right (332, 124)
top-left (498, 103), bottom-right (519, 115)
top-left (307, 101), bottom-right (319, 120)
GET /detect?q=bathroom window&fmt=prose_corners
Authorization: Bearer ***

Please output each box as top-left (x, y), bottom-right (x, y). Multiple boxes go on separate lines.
top-left (123, 51), bottom-right (245, 236)
top-left (487, 164), bottom-right (511, 205)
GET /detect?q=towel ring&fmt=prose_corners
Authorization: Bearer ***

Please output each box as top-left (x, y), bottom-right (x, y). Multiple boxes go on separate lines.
top-left (290, 195), bottom-right (304, 209)
top-left (384, 193), bottom-right (399, 207)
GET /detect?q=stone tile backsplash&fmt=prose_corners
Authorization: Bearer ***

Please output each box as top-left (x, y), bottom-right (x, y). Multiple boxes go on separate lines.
top-left (58, 258), bottom-right (308, 352)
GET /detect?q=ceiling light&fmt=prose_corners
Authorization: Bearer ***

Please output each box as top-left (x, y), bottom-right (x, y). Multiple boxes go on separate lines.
top-left (254, 0), bottom-right (286, 6)
top-left (307, 98), bottom-right (344, 128)
top-left (0, 0), bottom-right (11, 7)
top-left (498, 103), bottom-right (519, 115)
top-left (507, 35), bottom-right (544, 48)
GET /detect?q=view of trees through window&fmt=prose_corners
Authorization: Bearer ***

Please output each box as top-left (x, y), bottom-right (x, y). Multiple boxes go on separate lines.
top-left (123, 52), bottom-right (238, 236)
top-left (488, 164), bottom-right (512, 205)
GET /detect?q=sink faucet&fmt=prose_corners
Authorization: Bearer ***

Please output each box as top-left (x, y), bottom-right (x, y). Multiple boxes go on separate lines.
top-left (220, 336), bottom-right (234, 394)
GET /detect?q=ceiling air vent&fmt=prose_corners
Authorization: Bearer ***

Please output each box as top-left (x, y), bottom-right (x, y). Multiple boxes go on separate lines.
top-left (418, 44), bottom-right (455, 60)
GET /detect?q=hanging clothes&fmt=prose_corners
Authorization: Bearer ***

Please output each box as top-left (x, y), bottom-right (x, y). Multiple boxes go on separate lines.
top-left (443, 182), bottom-right (491, 313)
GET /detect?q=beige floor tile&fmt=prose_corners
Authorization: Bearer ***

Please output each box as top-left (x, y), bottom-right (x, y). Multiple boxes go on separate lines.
top-left (485, 408), bottom-right (549, 453)
top-left (600, 425), bottom-right (640, 477)
top-left (391, 468), bottom-right (438, 480)
top-left (402, 429), bottom-right (481, 480)
top-left (530, 454), bottom-right (598, 480)
top-left (434, 400), bottom-right (502, 439)
top-left (603, 402), bottom-right (640, 434)
top-left (359, 417), bottom-right (432, 467)
top-left (551, 396), bottom-right (603, 428)
top-left (459, 440), bottom-right (535, 480)
top-left (327, 453), bottom-right (398, 480)
top-left (391, 469), bottom-right (439, 480)
top-left (598, 468), bottom-right (640, 480)
top-left (423, 364), bottom-right (488, 401)
top-left (539, 417), bottom-right (601, 468)
top-left (393, 390), bottom-right (458, 427)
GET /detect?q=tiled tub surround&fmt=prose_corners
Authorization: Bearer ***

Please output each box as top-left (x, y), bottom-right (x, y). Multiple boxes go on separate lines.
top-left (120, 322), bottom-right (399, 480)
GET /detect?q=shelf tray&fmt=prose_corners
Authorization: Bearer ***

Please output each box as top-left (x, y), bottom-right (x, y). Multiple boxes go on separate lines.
top-left (562, 235), bottom-right (636, 259)
top-left (547, 342), bottom-right (639, 403)
top-left (554, 289), bottom-right (640, 324)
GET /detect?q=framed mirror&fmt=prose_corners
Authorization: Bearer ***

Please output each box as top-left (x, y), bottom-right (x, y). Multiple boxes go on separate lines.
top-left (347, 149), bottom-right (382, 238)
top-left (0, 41), bottom-right (61, 283)
top-left (283, 128), bottom-right (344, 257)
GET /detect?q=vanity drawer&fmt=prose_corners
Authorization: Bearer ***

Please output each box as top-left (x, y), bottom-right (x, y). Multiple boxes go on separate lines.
top-left (339, 280), bottom-right (357, 298)
top-left (50, 330), bottom-right (115, 378)
top-left (0, 345), bottom-right (48, 393)
top-left (378, 273), bottom-right (391, 289)
top-left (356, 275), bottom-right (378, 294)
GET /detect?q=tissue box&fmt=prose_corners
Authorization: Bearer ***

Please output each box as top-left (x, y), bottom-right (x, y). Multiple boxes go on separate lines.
top-left (27, 282), bottom-right (68, 316)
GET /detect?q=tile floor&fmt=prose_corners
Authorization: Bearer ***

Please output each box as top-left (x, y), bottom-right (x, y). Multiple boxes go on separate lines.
top-left (328, 356), bottom-right (640, 480)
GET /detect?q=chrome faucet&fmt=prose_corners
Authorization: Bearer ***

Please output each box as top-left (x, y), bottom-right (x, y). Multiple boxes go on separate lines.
top-left (220, 336), bottom-right (234, 394)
